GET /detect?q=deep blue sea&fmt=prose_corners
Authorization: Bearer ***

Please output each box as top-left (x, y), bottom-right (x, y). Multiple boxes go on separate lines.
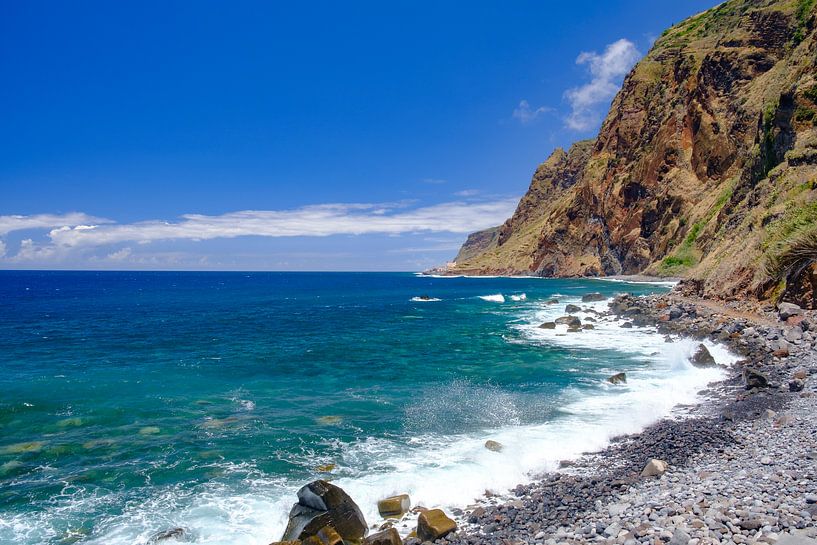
top-left (0, 272), bottom-right (732, 545)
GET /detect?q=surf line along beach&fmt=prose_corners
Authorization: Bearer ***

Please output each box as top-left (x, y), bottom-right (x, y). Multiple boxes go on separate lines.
top-left (266, 288), bottom-right (816, 545)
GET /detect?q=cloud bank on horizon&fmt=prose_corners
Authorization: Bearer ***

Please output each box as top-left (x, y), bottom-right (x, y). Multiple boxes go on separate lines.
top-left (0, 197), bottom-right (518, 269)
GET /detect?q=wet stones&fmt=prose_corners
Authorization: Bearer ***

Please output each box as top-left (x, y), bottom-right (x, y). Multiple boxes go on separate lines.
top-left (281, 480), bottom-right (368, 543)
top-left (565, 304), bottom-right (582, 313)
top-left (377, 494), bottom-right (410, 518)
top-left (484, 440), bottom-right (503, 452)
top-left (539, 321), bottom-right (557, 329)
top-left (582, 293), bottom-right (606, 302)
top-left (362, 528), bottom-right (402, 545)
top-left (555, 316), bottom-right (582, 327)
top-left (417, 509), bottom-right (457, 542)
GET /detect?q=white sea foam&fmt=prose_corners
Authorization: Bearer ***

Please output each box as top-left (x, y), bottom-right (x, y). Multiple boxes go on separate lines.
top-left (509, 293), bottom-right (527, 301)
top-left (4, 294), bottom-right (734, 545)
top-left (478, 294), bottom-right (505, 303)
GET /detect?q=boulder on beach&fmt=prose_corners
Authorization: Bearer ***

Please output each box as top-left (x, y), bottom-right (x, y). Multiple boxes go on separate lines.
top-left (377, 494), bottom-right (410, 518)
top-left (641, 458), bottom-right (668, 477)
top-left (281, 480), bottom-right (368, 542)
top-left (417, 509), bottom-right (457, 542)
top-left (743, 368), bottom-right (769, 390)
top-left (607, 372), bottom-right (627, 385)
top-left (538, 322), bottom-right (556, 329)
top-left (777, 302), bottom-right (803, 320)
top-left (363, 528), bottom-right (402, 545)
top-left (555, 316), bottom-right (581, 327)
top-left (484, 440), bottom-right (503, 452)
top-left (581, 293), bottom-right (606, 302)
top-left (690, 344), bottom-right (716, 368)
top-left (565, 304), bottom-right (581, 314)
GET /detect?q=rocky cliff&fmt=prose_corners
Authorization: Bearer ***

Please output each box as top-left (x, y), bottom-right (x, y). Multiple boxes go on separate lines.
top-left (450, 0), bottom-right (817, 306)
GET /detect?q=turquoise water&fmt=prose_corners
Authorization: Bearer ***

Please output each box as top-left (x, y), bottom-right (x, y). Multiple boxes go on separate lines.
top-left (0, 272), bottom-right (729, 545)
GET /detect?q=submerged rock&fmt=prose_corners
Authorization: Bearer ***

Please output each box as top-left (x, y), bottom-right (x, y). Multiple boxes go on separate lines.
top-left (282, 480), bottom-right (367, 543)
top-left (484, 440), bottom-right (503, 452)
top-left (690, 344), bottom-right (716, 368)
top-left (417, 509), bottom-right (457, 542)
top-left (607, 372), bottom-right (627, 385)
top-left (581, 293), bottom-right (606, 302)
top-left (151, 528), bottom-right (185, 542)
top-left (377, 494), bottom-right (410, 518)
top-left (538, 322), bottom-right (556, 329)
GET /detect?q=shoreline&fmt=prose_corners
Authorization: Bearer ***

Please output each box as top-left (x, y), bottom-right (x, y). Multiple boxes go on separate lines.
top-left (434, 292), bottom-right (816, 545)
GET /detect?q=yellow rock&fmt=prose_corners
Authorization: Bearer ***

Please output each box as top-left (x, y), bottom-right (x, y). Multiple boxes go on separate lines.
top-left (316, 416), bottom-right (342, 425)
top-left (1, 441), bottom-right (45, 454)
top-left (377, 494), bottom-right (411, 517)
top-left (139, 426), bottom-right (161, 435)
top-left (302, 526), bottom-right (342, 545)
top-left (57, 417), bottom-right (84, 428)
top-left (363, 528), bottom-right (401, 545)
top-left (417, 508), bottom-right (457, 541)
top-left (315, 463), bottom-right (336, 473)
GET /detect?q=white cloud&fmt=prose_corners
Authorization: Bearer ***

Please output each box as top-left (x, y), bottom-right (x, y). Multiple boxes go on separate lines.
top-left (5, 198), bottom-right (519, 261)
top-left (454, 189), bottom-right (480, 197)
top-left (0, 240), bottom-right (5, 258)
top-left (512, 100), bottom-right (551, 124)
top-left (0, 213), bottom-right (109, 236)
top-left (564, 38), bottom-right (641, 131)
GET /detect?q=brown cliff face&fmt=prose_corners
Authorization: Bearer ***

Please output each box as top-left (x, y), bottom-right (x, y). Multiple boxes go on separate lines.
top-left (451, 0), bottom-right (817, 305)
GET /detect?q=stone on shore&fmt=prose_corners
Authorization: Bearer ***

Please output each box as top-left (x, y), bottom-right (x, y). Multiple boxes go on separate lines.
top-left (778, 302), bottom-right (803, 320)
top-left (690, 344), bottom-right (716, 368)
top-left (377, 494), bottom-right (410, 517)
top-left (363, 528), bottom-right (402, 545)
top-left (743, 368), bottom-right (769, 390)
top-left (417, 509), bottom-right (457, 542)
top-left (484, 440), bottom-right (503, 452)
top-left (581, 293), bottom-right (606, 302)
top-left (607, 372), bottom-right (627, 385)
top-left (281, 480), bottom-right (367, 542)
top-left (641, 458), bottom-right (668, 477)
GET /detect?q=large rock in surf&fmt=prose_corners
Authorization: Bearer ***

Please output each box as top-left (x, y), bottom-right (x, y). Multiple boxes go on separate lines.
top-left (565, 304), bottom-right (581, 313)
top-left (555, 316), bottom-right (581, 327)
top-left (641, 459), bottom-right (668, 477)
top-left (363, 528), bottom-right (402, 545)
top-left (484, 440), bottom-right (503, 452)
top-left (417, 509), bottom-right (457, 542)
top-left (538, 322), bottom-right (556, 329)
top-left (377, 494), bottom-right (410, 518)
top-left (282, 480), bottom-right (368, 542)
top-left (581, 293), bottom-right (606, 302)
top-left (607, 372), bottom-right (627, 385)
top-left (690, 344), bottom-right (716, 368)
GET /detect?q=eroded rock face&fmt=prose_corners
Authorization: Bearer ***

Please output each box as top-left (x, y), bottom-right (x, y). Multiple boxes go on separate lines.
top-left (448, 0), bottom-right (817, 307)
top-left (282, 481), bottom-right (367, 543)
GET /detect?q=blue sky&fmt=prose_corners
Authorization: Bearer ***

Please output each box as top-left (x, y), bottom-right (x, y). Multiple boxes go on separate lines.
top-left (0, 0), bottom-right (715, 270)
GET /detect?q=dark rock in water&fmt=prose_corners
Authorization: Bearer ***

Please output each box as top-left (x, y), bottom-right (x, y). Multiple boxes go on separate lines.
top-left (690, 344), bottom-right (716, 368)
top-left (789, 379), bottom-right (805, 392)
top-left (555, 316), bottom-right (581, 327)
top-left (567, 325), bottom-right (582, 333)
top-left (583, 324), bottom-right (595, 330)
top-left (620, 321), bottom-right (633, 328)
top-left (467, 506), bottom-right (486, 523)
top-left (302, 526), bottom-right (343, 545)
top-left (377, 494), bottom-right (410, 517)
top-left (565, 304), bottom-right (582, 313)
top-left (538, 321), bottom-right (557, 329)
top-left (417, 509), bottom-right (457, 542)
top-left (152, 528), bottom-right (185, 542)
top-left (581, 292), bottom-right (606, 302)
top-left (743, 368), bottom-right (769, 390)
top-left (545, 299), bottom-right (559, 304)
top-left (484, 440), bottom-right (503, 452)
top-left (363, 528), bottom-right (402, 545)
top-left (607, 372), bottom-right (627, 385)
top-left (282, 480), bottom-right (368, 542)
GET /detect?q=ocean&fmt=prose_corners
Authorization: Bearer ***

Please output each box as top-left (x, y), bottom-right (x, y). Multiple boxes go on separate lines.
top-left (0, 271), bottom-right (733, 545)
